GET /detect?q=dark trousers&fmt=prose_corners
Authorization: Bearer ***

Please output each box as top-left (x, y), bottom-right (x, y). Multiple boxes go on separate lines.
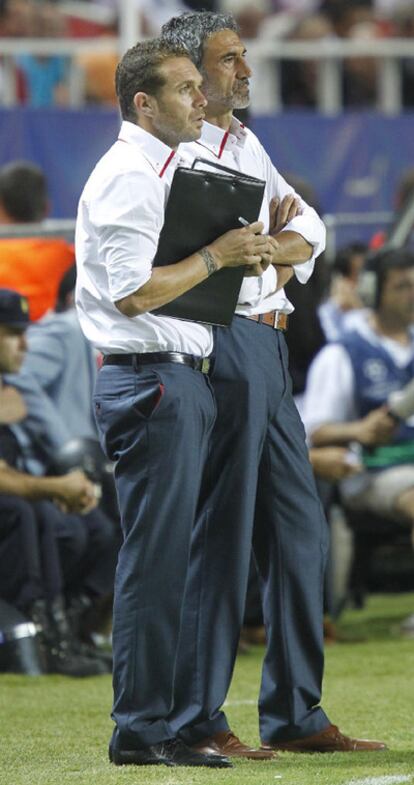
top-left (0, 495), bottom-right (116, 612)
top-left (94, 361), bottom-right (215, 747)
top-left (55, 507), bottom-right (117, 599)
top-left (0, 497), bottom-right (63, 609)
top-left (171, 316), bottom-right (330, 744)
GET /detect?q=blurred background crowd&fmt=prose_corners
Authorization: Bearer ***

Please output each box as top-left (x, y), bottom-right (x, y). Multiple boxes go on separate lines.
top-left (0, 0), bottom-right (413, 108)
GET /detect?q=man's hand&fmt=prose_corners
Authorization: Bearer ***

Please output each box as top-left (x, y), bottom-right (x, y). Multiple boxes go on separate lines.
top-left (358, 406), bottom-right (397, 447)
top-left (269, 195), bottom-right (301, 237)
top-left (275, 264), bottom-right (294, 290)
top-left (208, 221), bottom-right (273, 270)
top-left (309, 446), bottom-right (362, 482)
top-left (54, 470), bottom-right (98, 515)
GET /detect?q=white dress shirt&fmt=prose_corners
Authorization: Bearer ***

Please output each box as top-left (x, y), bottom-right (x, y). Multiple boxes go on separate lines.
top-left (180, 117), bottom-right (326, 316)
top-left (75, 121), bottom-right (213, 356)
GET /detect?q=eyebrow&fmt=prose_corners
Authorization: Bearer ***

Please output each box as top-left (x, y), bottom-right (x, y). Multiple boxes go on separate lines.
top-left (221, 48), bottom-right (247, 59)
top-left (174, 78), bottom-right (203, 90)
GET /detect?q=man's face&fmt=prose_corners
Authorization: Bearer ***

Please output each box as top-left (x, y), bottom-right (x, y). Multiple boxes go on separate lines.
top-left (0, 325), bottom-right (27, 374)
top-left (150, 56), bottom-right (207, 147)
top-left (380, 267), bottom-right (414, 325)
top-left (201, 29), bottom-right (252, 112)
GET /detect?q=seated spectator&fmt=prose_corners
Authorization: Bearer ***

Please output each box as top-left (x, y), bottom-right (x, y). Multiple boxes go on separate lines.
top-left (302, 248), bottom-right (414, 536)
top-left (0, 161), bottom-right (74, 321)
top-left (8, 266), bottom-right (120, 527)
top-left (0, 287), bottom-right (117, 670)
top-left (76, 51), bottom-right (118, 106)
top-left (15, 2), bottom-right (69, 107)
top-left (281, 13), bottom-right (334, 108)
top-left (318, 242), bottom-right (369, 341)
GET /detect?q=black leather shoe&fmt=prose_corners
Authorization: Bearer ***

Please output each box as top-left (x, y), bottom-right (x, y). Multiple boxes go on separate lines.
top-left (160, 739), bottom-right (232, 767)
top-left (109, 740), bottom-right (172, 766)
top-left (109, 737), bottom-right (232, 768)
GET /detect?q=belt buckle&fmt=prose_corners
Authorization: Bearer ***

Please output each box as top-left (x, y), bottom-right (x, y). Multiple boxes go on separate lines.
top-left (201, 358), bottom-right (210, 374)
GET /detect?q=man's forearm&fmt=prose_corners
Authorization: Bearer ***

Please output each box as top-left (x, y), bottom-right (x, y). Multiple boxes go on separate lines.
top-left (116, 250), bottom-right (212, 317)
top-left (0, 466), bottom-right (65, 502)
top-left (271, 230), bottom-right (313, 266)
top-left (310, 421), bottom-right (363, 447)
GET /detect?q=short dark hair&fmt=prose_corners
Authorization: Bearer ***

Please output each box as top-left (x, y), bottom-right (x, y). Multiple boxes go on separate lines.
top-left (0, 160), bottom-right (48, 222)
top-left (161, 11), bottom-right (239, 70)
top-left (333, 242), bottom-right (367, 277)
top-left (366, 247), bottom-right (414, 309)
top-left (115, 38), bottom-right (189, 123)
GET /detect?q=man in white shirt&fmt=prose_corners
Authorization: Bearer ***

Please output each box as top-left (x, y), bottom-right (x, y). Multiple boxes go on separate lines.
top-left (75, 38), bottom-right (273, 769)
top-left (303, 249), bottom-right (414, 528)
top-left (162, 11), bottom-right (386, 758)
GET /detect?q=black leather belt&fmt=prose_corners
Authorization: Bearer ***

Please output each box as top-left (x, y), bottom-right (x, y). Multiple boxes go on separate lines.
top-left (102, 351), bottom-right (211, 374)
top-left (245, 310), bottom-right (288, 331)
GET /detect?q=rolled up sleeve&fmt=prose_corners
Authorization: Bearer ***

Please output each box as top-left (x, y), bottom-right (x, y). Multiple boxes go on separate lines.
top-left (89, 169), bottom-right (163, 301)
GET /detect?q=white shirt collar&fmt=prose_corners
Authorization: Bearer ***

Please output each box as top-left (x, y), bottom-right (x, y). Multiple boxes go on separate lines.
top-left (118, 120), bottom-right (184, 178)
top-left (194, 116), bottom-right (248, 159)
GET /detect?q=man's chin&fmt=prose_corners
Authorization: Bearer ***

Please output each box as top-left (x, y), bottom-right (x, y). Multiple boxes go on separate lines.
top-left (232, 92), bottom-right (250, 110)
top-left (182, 127), bottom-right (203, 143)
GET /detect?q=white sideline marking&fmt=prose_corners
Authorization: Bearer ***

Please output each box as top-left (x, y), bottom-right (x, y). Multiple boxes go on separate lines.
top-left (223, 699), bottom-right (256, 706)
top-left (346, 776), bottom-right (412, 785)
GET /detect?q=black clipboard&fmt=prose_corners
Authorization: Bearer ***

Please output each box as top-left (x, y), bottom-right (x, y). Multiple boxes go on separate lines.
top-left (152, 158), bottom-right (265, 326)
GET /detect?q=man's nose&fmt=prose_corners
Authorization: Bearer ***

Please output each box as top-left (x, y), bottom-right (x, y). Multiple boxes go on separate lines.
top-left (195, 88), bottom-right (207, 108)
top-left (237, 57), bottom-right (252, 79)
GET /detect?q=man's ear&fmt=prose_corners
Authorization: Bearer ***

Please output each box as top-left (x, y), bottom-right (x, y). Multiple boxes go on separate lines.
top-left (133, 91), bottom-right (156, 118)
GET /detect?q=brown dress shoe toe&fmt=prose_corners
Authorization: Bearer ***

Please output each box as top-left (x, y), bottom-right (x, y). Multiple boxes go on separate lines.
top-left (193, 730), bottom-right (276, 760)
top-left (261, 724), bottom-right (387, 753)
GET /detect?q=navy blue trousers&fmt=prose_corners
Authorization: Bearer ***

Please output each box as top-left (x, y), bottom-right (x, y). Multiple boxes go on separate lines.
top-left (94, 361), bottom-right (215, 747)
top-left (171, 316), bottom-right (330, 744)
top-left (0, 497), bottom-right (62, 609)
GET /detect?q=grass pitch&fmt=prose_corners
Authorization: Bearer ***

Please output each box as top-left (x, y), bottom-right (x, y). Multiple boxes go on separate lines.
top-left (1, 593), bottom-right (413, 785)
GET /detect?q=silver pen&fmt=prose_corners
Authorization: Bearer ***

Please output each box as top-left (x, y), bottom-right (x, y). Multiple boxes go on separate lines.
top-left (238, 216), bottom-right (249, 227)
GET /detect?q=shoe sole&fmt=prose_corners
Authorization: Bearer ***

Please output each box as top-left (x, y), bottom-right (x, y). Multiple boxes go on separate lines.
top-left (108, 746), bottom-right (172, 766)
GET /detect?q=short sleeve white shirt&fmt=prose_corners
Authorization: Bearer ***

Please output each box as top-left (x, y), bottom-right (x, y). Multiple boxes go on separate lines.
top-left (75, 121), bottom-right (213, 356)
top-left (180, 117), bottom-right (326, 316)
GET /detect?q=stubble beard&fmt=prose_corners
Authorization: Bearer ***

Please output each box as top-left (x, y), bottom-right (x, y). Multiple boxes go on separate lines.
top-left (152, 114), bottom-right (200, 148)
top-left (203, 77), bottom-right (250, 111)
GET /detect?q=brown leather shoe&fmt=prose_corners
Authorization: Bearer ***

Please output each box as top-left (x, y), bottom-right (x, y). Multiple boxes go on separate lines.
top-left (261, 724), bottom-right (387, 753)
top-left (193, 730), bottom-right (276, 760)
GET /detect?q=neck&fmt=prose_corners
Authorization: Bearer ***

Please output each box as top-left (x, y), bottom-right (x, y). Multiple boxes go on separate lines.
top-left (204, 106), bottom-right (233, 131)
top-left (137, 119), bottom-right (177, 151)
top-left (371, 312), bottom-right (410, 344)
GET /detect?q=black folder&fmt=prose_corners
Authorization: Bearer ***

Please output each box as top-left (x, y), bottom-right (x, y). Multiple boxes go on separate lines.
top-left (152, 158), bottom-right (265, 326)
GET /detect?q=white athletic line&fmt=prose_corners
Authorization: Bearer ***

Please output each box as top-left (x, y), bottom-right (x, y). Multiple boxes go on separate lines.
top-left (345, 776), bottom-right (412, 785)
top-left (223, 699), bottom-right (257, 706)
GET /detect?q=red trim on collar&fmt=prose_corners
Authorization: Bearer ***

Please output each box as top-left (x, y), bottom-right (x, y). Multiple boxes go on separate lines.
top-left (159, 150), bottom-right (176, 178)
top-left (218, 131), bottom-right (229, 159)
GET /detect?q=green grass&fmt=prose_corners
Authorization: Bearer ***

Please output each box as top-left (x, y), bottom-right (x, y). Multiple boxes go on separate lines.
top-left (1, 593), bottom-right (414, 785)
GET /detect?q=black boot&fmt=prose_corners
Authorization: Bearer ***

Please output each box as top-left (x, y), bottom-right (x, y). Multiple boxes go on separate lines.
top-left (67, 593), bottom-right (112, 671)
top-left (28, 597), bottom-right (107, 677)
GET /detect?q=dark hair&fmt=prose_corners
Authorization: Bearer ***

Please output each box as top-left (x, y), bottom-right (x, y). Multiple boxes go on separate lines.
top-left (333, 242), bottom-right (367, 277)
top-left (162, 11), bottom-right (239, 69)
top-left (0, 160), bottom-right (48, 222)
top-left (56, 264), bottom-right (76, 312)
top-left (366, 247), bottom-right (414, 309)
top-left (115, 38), bottom-right (189, 122)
